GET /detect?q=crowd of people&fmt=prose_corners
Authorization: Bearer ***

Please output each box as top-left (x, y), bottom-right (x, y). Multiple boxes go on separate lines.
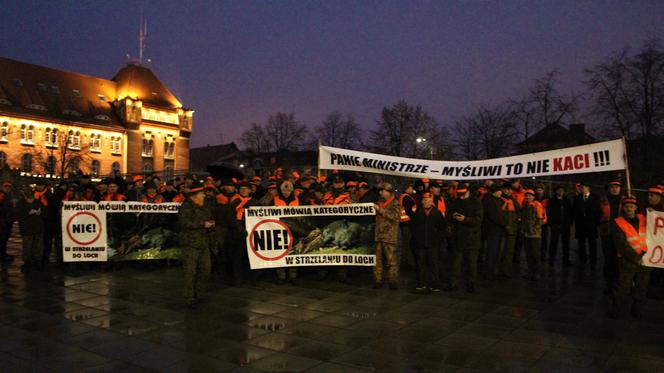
top-left (0, 170), bottom-right (662, 317)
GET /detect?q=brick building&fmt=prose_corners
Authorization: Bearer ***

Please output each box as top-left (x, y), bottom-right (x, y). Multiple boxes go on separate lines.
top-left (0, 57), bottom-right (193, 181)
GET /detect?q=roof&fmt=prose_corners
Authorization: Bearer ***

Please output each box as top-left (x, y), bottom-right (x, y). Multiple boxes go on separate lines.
top-left (189, 143), bottom-right (240, 171)
top-left (0, 57), bottom-right (123, 129)
top-left (112, 64), bottom-right (182, 109)
top-left (518, 123), bottom-right (594, 147)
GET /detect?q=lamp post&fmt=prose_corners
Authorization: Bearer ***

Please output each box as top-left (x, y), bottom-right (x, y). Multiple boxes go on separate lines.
top-left (415, 137), bottom-right (433, 159)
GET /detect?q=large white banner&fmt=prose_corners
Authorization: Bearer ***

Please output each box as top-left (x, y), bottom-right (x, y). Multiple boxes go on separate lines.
top-left (319, 139), bottom-right (626, 180)
top-left (645, 210), bottom-right (664, 268)
top-left (245, 203), bottom-right (377, 269)
top-left (62, 202), bottom-right (108, 262)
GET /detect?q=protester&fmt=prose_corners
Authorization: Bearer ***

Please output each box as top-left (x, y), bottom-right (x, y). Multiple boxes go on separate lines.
top-left (320, 175), bottom-right (351, 282)
top-left (229, 181), bottom-right (259, 284)
top-left (15, 186), bottom-right (46, 272)
top-left (520, 189), bottom-right (546, 281)
top-left (547, 185), bottom-right (573, 268)
top-left (274, 180), bottom-right (299, 284)
top-left (373, 182), bottom-right (400, 289)
top-left (573, 182), bottom-right (601, 269)
top-left (0, 181), bottom-right (15, 262)
top-left (498, 182), bottom-right (519, 279)
top-left (599, 181), bottom-right (623, 294)
top-left (411, 192), bottom-right (445, 292)
top-left (482, 183), bottom-right (506, 280)
top-left (177, 181), bottom-right (215, 308)
top-left (447, 185), bottom-right (483, 293)
top-left (399, 183), bottom-right (417, 272)
top-left (611, 196), bottom-right (650, 319)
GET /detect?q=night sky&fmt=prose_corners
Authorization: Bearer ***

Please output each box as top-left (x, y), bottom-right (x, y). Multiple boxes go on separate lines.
top-left (1, 1), bottom-right (663, 148)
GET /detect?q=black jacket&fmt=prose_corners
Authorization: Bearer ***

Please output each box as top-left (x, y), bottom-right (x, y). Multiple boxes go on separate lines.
top-left (482, 194), bottom-right (506, 237)
top-left (547, 195), bottom-right (573, 227)
top-left (573, 193), bottom-right (601, 238)
top-left (411, 206), bottom-right (446, 248)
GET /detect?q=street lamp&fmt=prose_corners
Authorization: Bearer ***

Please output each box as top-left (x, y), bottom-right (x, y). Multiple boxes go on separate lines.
top-left (416, 137), bottom-right (427, 143)
top-left (415, 137), bottom-right (433, 159)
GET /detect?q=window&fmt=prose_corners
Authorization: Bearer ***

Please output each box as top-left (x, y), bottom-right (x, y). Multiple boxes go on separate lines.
top-left (90, 134), bottom-right (101, 152)
top-left (45, 127), bottom-right (58, 147)
top-left (111, 161), bottom-right (120, 173)
top-left (0, 151), bottom-right (6, 166)
top-left (37, 83), bottom-right (47, 92)
top-left (97, 94), bottom-right (106, 102)
top-left (164, 137), bottom-right (175, 159)
top-left (142, 133), bottom-right (153, 157)
top-left (68, 158), bottom-right (79, 176)
top-left (51, 86), bottom-right (60, 95)
top-left (51, 128), bottom-right (58, 146)
top-left (143, 162), bottom-right (153, 176)
top-left (141, 108), bottom-right (179, 125)
top-left (68, 130), bottom-right (81, 149)
top-left (164, 166), bottom-right (173, 182)
top-left (110, 136), bottom-right (121, 154)
top-left (46, 155), bottom-right (56, 175)
top-left (20, 124), bottom-right (34, 145)
top-left (91, 160), bottom-right (100, 177)
top-left (72, 89), bottom-right (81, 98)
top-left (13, 79), bottom-right (23, 88)
top-left (21, 153), bottom-right (32, 173)
top-left (0, 122), bottom-right (7, 142)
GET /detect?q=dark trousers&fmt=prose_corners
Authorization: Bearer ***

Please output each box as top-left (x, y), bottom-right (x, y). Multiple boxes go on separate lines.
top-left (524, 236), bottom-right (541, 278)
top-left (43, 223), bottom-right (62, 264)
top-left (540, 225), bottom-right (549, 261)
top-left (613, 260), bottom-right (651, 317)
top-left (577, 233), bottom-right (598, 267)
top-left (485, 232), bottom-right (504, 279)
top-left (601, 235), bottom-right (619, 292)
top-left (400, 224), bottom-right (416, 272)
top-left (416, 245), bottom-right (440, 288)
top-left (0, 223), bottom-right (12, 258)
top-left (513, 232), bottom-right (524, 263)
top-left (548, 224), bottom-right (571, 265)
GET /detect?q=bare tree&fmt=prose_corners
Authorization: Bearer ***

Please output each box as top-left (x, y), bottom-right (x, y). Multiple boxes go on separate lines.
top-left (239, 123), bottom-right (270, 152)
top-left (314, 112), bottom-right (362, 149)
top-left (33, 126), bottom-right (91, 178)
top-left (264, 112), bottom-right (308, 151)
top-left (511, 70), bottom-right (580, 149)
top-left (454, 104), bottom-right (518, 160)
top-left (369, 100), bottom-right (450, 159)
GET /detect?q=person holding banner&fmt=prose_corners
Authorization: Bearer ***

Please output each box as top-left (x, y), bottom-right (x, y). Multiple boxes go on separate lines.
top-left (177, 181), bottom-right (215, 308)
top-left (230, 182), bottom-right (259, 285)
top-left (274, 180), bottom-right (300, 285)
top-left (319, 175), bottom-right (351, 282)
top-left (15, 186), bottom-right (46, 272)
top-left (447, 185), bottom-right (483, 293)
top-left (610, 196), bottom-right (650, 319)
top-left (599, 181), bottom-right (624, 294)
top-left (411, 192), bottom-right (446, 292)
top-left (373, 183), bottom-right (400, 290)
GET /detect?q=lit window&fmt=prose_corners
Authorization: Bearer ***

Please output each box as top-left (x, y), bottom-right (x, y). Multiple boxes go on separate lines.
top-left (0, 122), bottom-right (8, 142)
top-left (110, 137), bottom-right (121, 154)
top-left (46, 155), bottom-right (56, 175)
top-left (20, 124), bottom-right (33, 145)
top-left (164, 166), bottom-right (173, 181)
top-left (21, 153), bottom-right (32, 173)
top-left (91, 134), bottom-right (101, 152)
top-left (97, 94), bottom-right (106, 102)
top-left (68, 158), bottom-right (79, 175)
top-left (91, 160), bottom-right (100, 176)
top-left (27, 126), bottom-right (33, 143)
top-left (142, 133), bottom-right (154, 157)
top-left (51, 129), bottom-right (58, 146)
top-left (20, 124), bottom-right (26, 142)
top-left (68, 130), bottom-right (81, 149)
top-left (74, 131), bottom-right (80, 148)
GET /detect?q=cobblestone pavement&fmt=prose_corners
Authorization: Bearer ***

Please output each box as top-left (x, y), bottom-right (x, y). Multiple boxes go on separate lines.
top-left (2, 231), bottom-right (664, 372)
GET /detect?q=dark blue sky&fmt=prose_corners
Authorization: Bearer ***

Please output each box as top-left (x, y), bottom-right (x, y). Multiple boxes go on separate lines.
top-left (1, 1), bottom-right (663, 147)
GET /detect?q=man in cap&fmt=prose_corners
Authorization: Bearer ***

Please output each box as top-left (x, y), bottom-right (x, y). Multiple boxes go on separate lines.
top-left (573, 182), bottom-right (601, 270)
top-left (411, 192), bottom-right (446, 292)
top-left (0, 181), bottom-right (15, 262)
top-left (547, 185), bottom-right (573, 268)
top-left (229, 181), bottom-right (259, 284)
top-left (177, 181), bottom-right (215, 308)
top-left (599, 181), bottom-right (624, 294)
top-left (447, 185), bottom-right (483, 292)
top-left (15, 185), bottom-right (46, 272)
top-left (520, 189), bottom-right (546, 281)
top-left (482, 183), bottom-right (506, 280)
top-left (610, 196), bottom-right (650, 319)
top-left (373, 182), bottom-right (401, 289)
top-left (498, 182), bottom-right (520, 278)
top-left (399, 183), bottom-right (417, 272)
top-left (126, 175), bottom-right (145, 201)
top-left (274, 180), bottom-right (300, 284)
top-left (644, 187), bottom-right (663, 213)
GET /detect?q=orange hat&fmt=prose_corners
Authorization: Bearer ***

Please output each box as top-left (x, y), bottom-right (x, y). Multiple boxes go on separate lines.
top-left (132, 175), bottom-right (144, 182)
top-left (231, 178), bottom-right (238, 184)
top-left (421, 178), bottom-right (430, 183)
top-left (648, 187), bottom-right (663, 196)
top-left (267, 183), bottom-right (277, 189)
top-left (421, 192), bottom-right (433, 198)
top-left (2, 181), bottom-right (11, 187)
top-left (346, 181), bottom-right (358, 187)
top-left (318, 175), bottom-right (327, 183)
top-left (252, 176), bottom-right (261, 182)
top-left (622, 196), bottom-right (638, 206)
top-left (524, 189), bottom-right (536, 196)
top-left (268, 176), bottom-right (276, 181)
top-left (204, 182), bottom-right (216, 190)
top-left (359, 182), bottom-right (369, 189)
top-left (607, 181), bottom-right (621, 186)
top-left (456, 187), bottom-right (468, 194)
top-left (291, 171), bottom-right (301, 180)
top-left (206, 176), bottom-right (214, 181)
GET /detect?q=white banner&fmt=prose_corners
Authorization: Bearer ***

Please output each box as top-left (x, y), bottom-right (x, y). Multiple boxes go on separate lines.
top-left (62, 202), bottom-right (108, 262)
top-left (645, 210), bottom-right (664, 268)
top-left (319, 139), bottom-right (626, 180)
top-left (245, 203), bottom-right (376, 269)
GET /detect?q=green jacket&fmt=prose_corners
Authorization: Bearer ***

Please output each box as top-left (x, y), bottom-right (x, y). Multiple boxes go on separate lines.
top-left (501, 196), bottom-right (520, 236)
top-left (177, 199), bottom-right (214, 250)
top-left (448, 196), bottom-right (483, 249)
top-left (520, 200), bottom-right (545, 238)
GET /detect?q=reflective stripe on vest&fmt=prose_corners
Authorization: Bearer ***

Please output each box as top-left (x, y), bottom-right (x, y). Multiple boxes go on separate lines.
top-left (501, 197), bottom-right (515, 212)
top-left (399, 193), bottom-right (416, 222)
top-left (274, 196), bottom-right (299, 206)
top-left (235, 197), bottom-right (252, 220)
top-left (614, 215), bottom-right (647, 255)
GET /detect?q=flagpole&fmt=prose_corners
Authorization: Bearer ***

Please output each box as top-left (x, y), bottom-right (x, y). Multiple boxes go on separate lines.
top-left (317, 139), bottom-right (322, 179)
top-left (622, 136), bottom-right (632, 197)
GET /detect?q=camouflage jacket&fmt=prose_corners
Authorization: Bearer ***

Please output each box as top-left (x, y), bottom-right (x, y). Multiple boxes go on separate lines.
top-left (375, 195), bottom-right (400, 244)
top-left (520, 200), bottom-right (545, 238)
top-left (177, 198), bottom-right (214, 250)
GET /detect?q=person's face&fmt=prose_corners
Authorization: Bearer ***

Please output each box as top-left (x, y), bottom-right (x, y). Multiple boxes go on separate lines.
top-left (205, 189), bottom-right (215, 197)
top-left (609, 185), bottom-right (621, 196)
top-left (404, 186), bottom-right (414, 194)
top-left (223, 185), bottom-right (236, 194)
top-left (1, 185), bottom-right (10, 193)
top-left (536, 188), bottom-right (544, 196)
top-left (623, 203), bottom-right (637, 217)
top-left (492, 190), bottom-right (502, 198)
top-left (556, 188), bottom-right (565, 197)
top-left (239, 187), bottom-right (251, 197)
top-left (97, 184), bottom-right (107, 193)
top-left (35, 184), bottom-right (45, 192)
top-left (648, 193), bottom-right (662, 206)
top-left (314, 191), bottom-right (323, 199)
top-left (525, 194), bottom-right (535, 202)
top-left (430, 186), bottom-right (441, 196)
top-left (502, 188), bottom-right (512, 196)
top-left (108, 184), bottom-right (118, 193)
top-left (333, 181), bottom-right (344, 189)
top-left (459, 191), bottom-right (469, 199)
top-left (191, 191), bottom-right (205, 205)
top-left (512, 181), bottom-right (521, 189)
top-left (379, 189), bottom-right (391, 200)
top-left (582, 186), bottom-right (591, 195)
top-left (135, 180), bottom-right (143, 188)
top-left (422, 197), bottom-right (433, 209)
top-left (281, 188), bottom-right (292, 198)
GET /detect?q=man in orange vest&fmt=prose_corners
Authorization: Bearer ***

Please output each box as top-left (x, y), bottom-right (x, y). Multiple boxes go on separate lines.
top-left (600, 181), bottom-right (623, 294)
top-left (274, 180), bottom-right (299, 284)
top-left (229, 182), bottom-right (258, 285)
top-left (611, 196), bottom-right (650, 319)
top-left (520, 189), bottom-right (546, 281)
top-left (498, 182), bottom-right (520, 279)
top-left (399, 183), bottom-right (417, 272)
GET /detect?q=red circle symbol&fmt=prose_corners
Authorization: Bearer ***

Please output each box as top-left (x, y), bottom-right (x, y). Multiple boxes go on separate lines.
top-left (249, 219), bottom-right (293, 261)
top-left (66, 212), bottom-right (103, 246)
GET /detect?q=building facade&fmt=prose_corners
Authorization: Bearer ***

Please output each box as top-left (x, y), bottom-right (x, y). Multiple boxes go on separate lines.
top-left (0, 57), bottom-right (193, 181)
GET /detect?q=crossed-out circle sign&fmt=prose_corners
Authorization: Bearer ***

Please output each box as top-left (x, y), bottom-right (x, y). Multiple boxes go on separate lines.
top-left (66, 212), bottom-right (103, 246)
top-left (249, 219), bottom-right (293, 261)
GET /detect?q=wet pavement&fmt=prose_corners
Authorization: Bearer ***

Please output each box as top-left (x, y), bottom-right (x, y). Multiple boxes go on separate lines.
top-left (2, 232), bottom-right (664, 372)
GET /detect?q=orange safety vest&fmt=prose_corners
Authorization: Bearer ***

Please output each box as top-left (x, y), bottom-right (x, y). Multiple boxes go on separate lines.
top-left (274, 196), bottom-right (299, 206)
top-left (34, 191), bottom-right (48, 207)
top-left (234, 196), bottom-right (252, 220)
top-left (600, 198), bottom-right (621, 222)
top-left (525, 200), bottom-right (547, 224)
top-left (102, 193), bottom-right (126, 202)
top-left (216, 193), bottom-right (235, 205)
top-left (501, 196), bottom-right (516, 212)
top-left (142, 194), bottom-right (164, 203)
top-left (172, 194), bottom-right (185, 203)
top-left (512, 189), bottom-right (525, 206)
top-left (614, 214), bottom-right (647, 256)
top-left (323, 191), bottom-right (350, 205)
top-left (435, 195), bottom-right (446, 217)
top-left (399, 193), bottom-right (416, 222)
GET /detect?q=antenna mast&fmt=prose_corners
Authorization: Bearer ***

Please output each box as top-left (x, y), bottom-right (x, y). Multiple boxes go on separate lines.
top-left (139, 14), bottom-right (147, 64)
